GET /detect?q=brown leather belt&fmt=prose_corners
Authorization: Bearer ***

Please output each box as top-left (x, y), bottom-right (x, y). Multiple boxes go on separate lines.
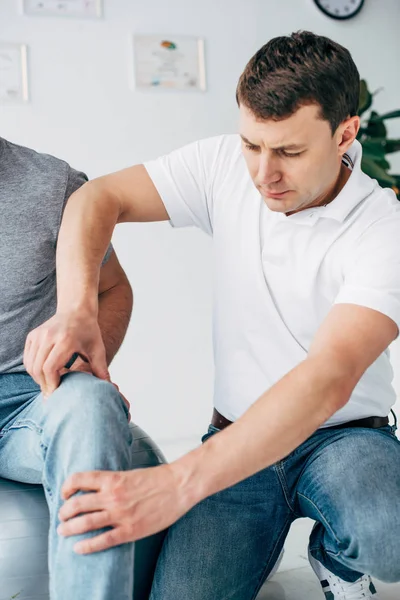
top-left (211, 408), bottom-right (389, 431)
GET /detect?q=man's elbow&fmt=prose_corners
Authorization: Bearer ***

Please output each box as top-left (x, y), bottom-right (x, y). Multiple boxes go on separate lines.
top-left (332, 378), bottom-right (354, 412)
top-left (116, 277), bottom-right (134, 315)
top-left (307, 354), bottom-right (360, 414)
top-left (99, 274), bottom-right (134, 313)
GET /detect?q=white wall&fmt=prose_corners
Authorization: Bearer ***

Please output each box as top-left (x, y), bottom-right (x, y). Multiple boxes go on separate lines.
top-left (1, 0), bottom-right (399, 456)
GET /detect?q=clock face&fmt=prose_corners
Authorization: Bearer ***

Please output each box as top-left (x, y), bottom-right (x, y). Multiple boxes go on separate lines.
top-left (314, 0), bottom-right (365, 20)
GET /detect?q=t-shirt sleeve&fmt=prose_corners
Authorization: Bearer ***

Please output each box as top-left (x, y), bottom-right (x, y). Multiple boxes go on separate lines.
top-left (62, 166), bottom-right (113, 265)
top-left (64, 166), bottom-right (88, 202)
top-left (334, 215), bottom-right (400, 333)
top-left (144, 137), bottom-right (223, 235)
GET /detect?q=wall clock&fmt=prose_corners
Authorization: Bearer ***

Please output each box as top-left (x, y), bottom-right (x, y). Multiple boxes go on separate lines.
top-left (314, 0), bottom-right (365, 20)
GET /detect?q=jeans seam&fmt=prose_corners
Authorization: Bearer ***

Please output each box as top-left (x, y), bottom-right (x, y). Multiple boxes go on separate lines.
top-left (297, 491), bottom-right (342, 553)
top-left (39, 439), bottom-right (53, 499)
top-left (7, 418), bottom-right (43, 436)
top-left (275, 462), bottom-right (296, 514)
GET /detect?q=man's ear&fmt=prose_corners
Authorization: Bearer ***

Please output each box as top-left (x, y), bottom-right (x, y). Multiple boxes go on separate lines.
top-left (337, 116), bottom-right (360, 156)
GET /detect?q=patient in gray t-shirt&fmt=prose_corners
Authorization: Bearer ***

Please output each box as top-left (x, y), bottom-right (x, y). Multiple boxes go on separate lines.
top-left (0, 136), bottom-right (90, 374)
top-left (0, 139), bottom-right (145, 599)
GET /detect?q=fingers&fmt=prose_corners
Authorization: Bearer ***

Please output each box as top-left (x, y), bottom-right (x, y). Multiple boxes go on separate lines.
top-left (58, 510), bottom-right (110, 538)
top-left (59, 491), bottom-right (102, 522)
top-left (61, 470), bottom-right (110, 500)
top-left (58, 466), bottom-right (185, 555)
top-left (34, 345), bottom-right (61, 397)
top-left (73, 526), bottom-right (131, 555)
top-left (24, 313), bottom-right (108, 395)
top-left (24, 328), bottom-right (69, 395)
top-left (41, 346), bottom-right (75, 397)
top-left (89, 347), bottom-right (110, 382)
top-left (68, 355), bottom-right (94, 375)
top-left (25, 335), bottom-right (56, 395)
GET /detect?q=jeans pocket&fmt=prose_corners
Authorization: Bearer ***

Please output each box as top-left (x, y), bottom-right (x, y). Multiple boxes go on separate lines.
top-left (201, 424), bottom-right (221, 444)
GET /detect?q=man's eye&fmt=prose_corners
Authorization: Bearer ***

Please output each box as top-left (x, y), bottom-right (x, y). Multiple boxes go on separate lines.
top-left (281, 150), bottom-right (303, 158)
top-left (245, 144), bottom-right (259, 152)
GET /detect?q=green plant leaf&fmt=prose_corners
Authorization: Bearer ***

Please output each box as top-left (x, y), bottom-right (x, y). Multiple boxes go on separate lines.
top-left (374, 157), bottom-right (391, 171)
top-left (361, 140), bottom-right (387, 161)
top-left (361, 136), bottom-right (386, 146)
top-left (369, 110), bottom-right (400, 122)
top-left (361, 157), bottom-right (397, 185)
top-left (358, 80), bottom-right (373, 117)
top-left (357, 79), bottom-right (400, 201)
top-left (364, 112), bottom-right (387, 138)
top-left (360, 137), bottom-right (400, 155)
top-left (385, 139), bottom-right (400, 153)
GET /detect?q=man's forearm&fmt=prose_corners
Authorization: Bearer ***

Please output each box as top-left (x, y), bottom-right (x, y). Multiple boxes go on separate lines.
top-left (174, 356), bottom-right (356, 507)
top-left (56, 179), bottom-right (120, 314)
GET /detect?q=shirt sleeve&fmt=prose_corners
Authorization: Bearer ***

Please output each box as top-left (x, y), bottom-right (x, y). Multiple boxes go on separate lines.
top-left (144, 137), bottom-right (224, 235)
top-left (62, 166), bottom-right (113, 265)
top-left (334, 214), bottom-right (400, 332)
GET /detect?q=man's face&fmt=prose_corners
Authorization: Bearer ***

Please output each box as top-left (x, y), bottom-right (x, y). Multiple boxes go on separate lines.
top-left (239, 104), bottom-right (348, 215)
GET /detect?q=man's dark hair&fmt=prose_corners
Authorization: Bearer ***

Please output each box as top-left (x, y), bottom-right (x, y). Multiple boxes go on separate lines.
top-left (236, 31), bottom-right (360, 134)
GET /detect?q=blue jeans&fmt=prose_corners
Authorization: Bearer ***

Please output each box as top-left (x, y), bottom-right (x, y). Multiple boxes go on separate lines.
top-left (0, 371), bottom-right (134, 600)
top-left (150, 421), bottom-right (400, 600)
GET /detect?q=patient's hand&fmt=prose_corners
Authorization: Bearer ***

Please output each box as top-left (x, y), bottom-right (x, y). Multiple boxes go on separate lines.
top-left (24, 311), bottom-right (109, 397)
top-left (63, 355), bottom-right (95, 375)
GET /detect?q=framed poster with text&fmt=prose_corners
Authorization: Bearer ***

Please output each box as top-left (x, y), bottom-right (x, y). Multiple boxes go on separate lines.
top-left (0, 43), bottom-right (29, 103)
top-left (22, 0), bottom-right (103, 18)
top-left (133, 35), bottom-right (206, 91)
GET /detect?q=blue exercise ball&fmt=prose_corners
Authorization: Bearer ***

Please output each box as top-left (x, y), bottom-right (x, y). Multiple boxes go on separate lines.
top-left (0, 423), bottom-right (167, 600)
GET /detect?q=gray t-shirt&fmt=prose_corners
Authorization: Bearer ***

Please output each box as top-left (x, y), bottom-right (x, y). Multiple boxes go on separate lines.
top-left (0, 137), bottom-right (109, 374)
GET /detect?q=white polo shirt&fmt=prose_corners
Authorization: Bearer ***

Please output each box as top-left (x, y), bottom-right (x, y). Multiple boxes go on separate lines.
top-left (145, 135), bottom-right (400, 426)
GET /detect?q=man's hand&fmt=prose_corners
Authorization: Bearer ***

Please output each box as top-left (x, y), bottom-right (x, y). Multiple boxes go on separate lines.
top-left (24, 311), bottom-right (110, 397)
top-left (57, 464), bottom-right (194, 554)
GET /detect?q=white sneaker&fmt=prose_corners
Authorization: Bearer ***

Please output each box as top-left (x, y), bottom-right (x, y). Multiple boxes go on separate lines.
top-left (308, 547), bottom-right (379, 599)
top-left (266, 548), bottom-right (284, 580)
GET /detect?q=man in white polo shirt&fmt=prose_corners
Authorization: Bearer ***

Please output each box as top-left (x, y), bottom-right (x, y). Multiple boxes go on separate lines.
top-left (25, 31), bottom-right (400, 600)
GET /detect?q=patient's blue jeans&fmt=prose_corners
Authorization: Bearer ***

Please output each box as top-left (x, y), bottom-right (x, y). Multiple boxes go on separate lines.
top-left (0, 371), bottom-right (134, 600)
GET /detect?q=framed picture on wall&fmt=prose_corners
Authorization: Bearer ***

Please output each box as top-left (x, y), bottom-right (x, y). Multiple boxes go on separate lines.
top-left (22, 0), bottom-right (103, 18)
top-left (0, 43), bottom-right (29, 103)
top-left (133, 35), bottom-right (206, 91)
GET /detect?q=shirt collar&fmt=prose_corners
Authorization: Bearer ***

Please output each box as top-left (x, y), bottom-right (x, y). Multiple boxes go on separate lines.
top-left (284, 140), bottom-right (376, 226)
